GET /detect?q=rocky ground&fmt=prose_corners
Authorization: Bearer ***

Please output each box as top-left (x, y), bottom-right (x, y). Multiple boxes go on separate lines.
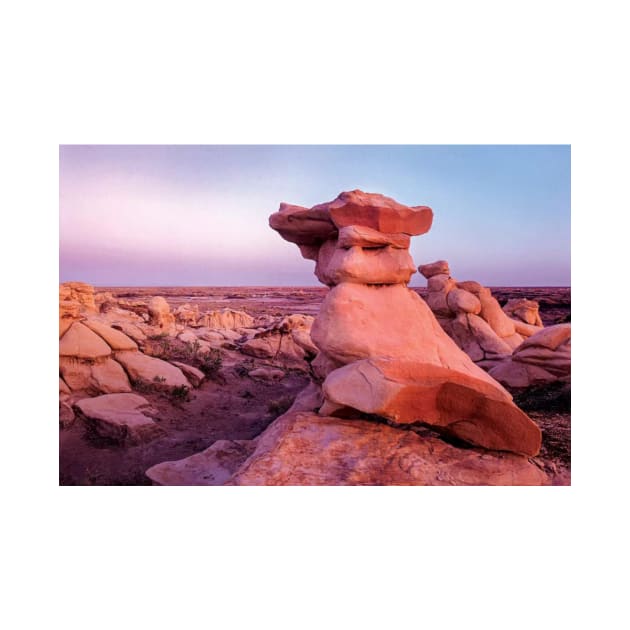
top-left (100, 285), bottom-right (571, 324)
top-left (59, 285), bottom-right (570, 486)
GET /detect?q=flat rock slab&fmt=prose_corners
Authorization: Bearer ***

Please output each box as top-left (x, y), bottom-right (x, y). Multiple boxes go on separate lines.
top-left (146, 440), bottom-right (256, 485)
top-left (74, 393), bottom-right (164, 445)
top-left (114, 350), bottom-right (190, 388)
top-left (228, 412), bottom-right (548, 486)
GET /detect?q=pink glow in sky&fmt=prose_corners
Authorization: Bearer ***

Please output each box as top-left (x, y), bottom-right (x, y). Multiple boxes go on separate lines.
top-left (60, 145), bottom-right (570, 286)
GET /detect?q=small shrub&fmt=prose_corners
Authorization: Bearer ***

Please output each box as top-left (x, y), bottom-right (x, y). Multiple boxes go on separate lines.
top-left (132, 378), bottom-right (160, 394)
top-left (170, 385), bottom-right (190, 402)
top-left (197, 348), bottom-right (223, 377)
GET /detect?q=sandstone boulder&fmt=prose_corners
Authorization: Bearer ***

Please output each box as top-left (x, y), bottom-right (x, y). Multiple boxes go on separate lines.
top-left (489, 324), bottom-right (571, 388)
top-left (74, 393), bottom-right (164, 445)
top-left (169, 361), bottom-right (205, 387)
top-left (148, 296), bottom-right (175, 331)
top-left (268, 203), bottom-right (337, 245)
top-left (418, 260), bottom-right (450, 278)
top-left (59, 357), bottom-right (132, 394)
top-left (228, 412), bottom-right (548, 486)
top-left (312, 190), bottom-right (434, 236)
top-left (478, 291), bottom-right (516, 338)
top-left (337, 225), bottom-right (410, 250)
top-left (114, 351), bottom-right (190, 389)
top-left (59, 322), bottom-right (112, 359)
top-left (446, 288), bottom-right (482, 314)
top-left (83, 319), bottom-right (138, 351)
top-left (519, 324), bottom-right (571, 351)
top-left (146, 440), bottom-right (256, 485)
top-left (503, 298), bottom-right (543, 327)
top-left (322, 359), bottom-right (542, 456)
top-left (173, 304), bottom-right (200, 326)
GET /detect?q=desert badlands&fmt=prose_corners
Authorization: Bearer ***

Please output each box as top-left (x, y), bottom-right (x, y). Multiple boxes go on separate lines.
top-left (59, 191), bottom-right (570, 485)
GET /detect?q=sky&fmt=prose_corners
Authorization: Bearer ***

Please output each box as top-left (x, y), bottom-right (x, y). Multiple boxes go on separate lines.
top-left (59, 145), bottom-right (570, 287)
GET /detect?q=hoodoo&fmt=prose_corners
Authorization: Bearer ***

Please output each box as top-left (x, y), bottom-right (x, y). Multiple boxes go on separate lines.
top-left (268, 190), bottom-right (542, 456)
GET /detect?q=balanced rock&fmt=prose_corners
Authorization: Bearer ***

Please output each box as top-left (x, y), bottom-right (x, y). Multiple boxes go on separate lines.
top-left (268, 191), bottom-right (541, 458)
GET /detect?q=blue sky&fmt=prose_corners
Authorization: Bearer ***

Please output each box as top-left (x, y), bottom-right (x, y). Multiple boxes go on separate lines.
top-left (59, 145), bottom-right (570, 286)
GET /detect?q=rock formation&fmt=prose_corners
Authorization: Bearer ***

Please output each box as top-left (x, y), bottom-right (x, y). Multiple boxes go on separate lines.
top-left (416, 263), bottom-right (569, 388)
top-left (149, 190), bottom-right (547, 485)
top-left (241, 314), bottom-right (317, 371)
top-left (147, 296), bottom-right (176, 332)
top-left (418, 261), bottom-right (544, 369)
top-left (59, 283), bottom-right (197, 433)
top-left (74, 393), bottom-right (165, 445)
top-left (147, 412), bottom-right (547, 486)
top-left (269, 190), bottom-right (541, 456)
top-left (489, 324), bottom-right (571, 388)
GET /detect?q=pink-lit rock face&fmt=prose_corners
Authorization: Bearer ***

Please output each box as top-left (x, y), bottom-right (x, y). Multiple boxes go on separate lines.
top-left (419, 260), bottom-right (531, 365)
top-left (489, 324), bottom-right (571, 388)
top-left (322, 359), bottom-right (541, 456)
top-left (267, 190), bottom-right (542, 461)
top-left (228, 412), bottom-right (547, 486)
top-left (310, 190), bottom-right (434, 236)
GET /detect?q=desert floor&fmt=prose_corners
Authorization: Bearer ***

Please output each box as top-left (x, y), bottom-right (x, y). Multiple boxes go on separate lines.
top-left (59, 286), bottom-right (570, 485)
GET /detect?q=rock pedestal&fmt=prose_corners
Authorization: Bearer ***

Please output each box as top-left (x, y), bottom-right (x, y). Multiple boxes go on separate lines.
top-left (267, 190), bottom-right (541, 457)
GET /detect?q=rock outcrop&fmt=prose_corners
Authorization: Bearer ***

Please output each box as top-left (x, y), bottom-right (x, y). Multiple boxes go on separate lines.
top-left (232, 412), bottom-right (548, 485)
top-left (147, 296), bottom-right (176, 332)
top-left (266, 190), bottom-right (542, 458)
top-left (240, 314), bottom-right (317, 371)
top-left (74, 393), bottom-right (164, 445)
top-left (503, 298), bottom-right (543, 327)
top-left (418, 261), bottom-right (545, 368)
top-left (59, 284), bottom-right (194, 401)
top-left (489, 324), bottom-right (571, 388)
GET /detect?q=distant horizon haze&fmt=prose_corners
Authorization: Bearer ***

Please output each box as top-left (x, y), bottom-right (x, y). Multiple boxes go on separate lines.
top-left (60, 145), bottom-right (570, 287)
